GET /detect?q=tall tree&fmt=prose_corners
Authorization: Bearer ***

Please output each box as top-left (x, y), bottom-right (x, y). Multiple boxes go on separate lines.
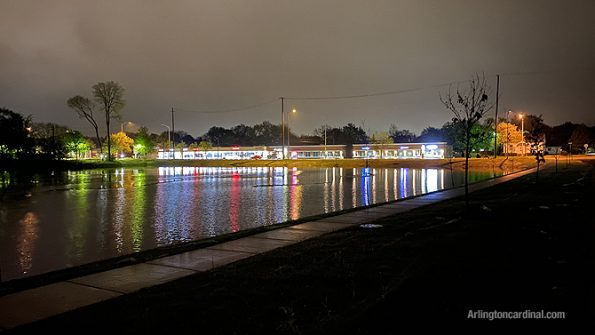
top-left (569, 124), bottom-right (593, 153)
top-left (62, 130), bottom-right (92, 159)
top-left (342, 123), bottom-right (368, 144)
top-left (133, 126), bottom-right (155, 157)
top-left (370, 131), bottom-right (392, 144)
top-left (388, 124), bottom-right (416, 143)
top-left (416, 127), bottom-right (445, 142)
top-left (231, 124), bottom-right (256, 146)
top-left (253, 121), bottom-right (281, 145)
top-left (67, 96), bottom-right (103, 153)
top-left (107, 131), bottom-right (134, 157)
top-left (204, 126), bottom-right (231, 146)
top-left (440, 74), bottom-right (494, 206)
top-left (546, 122), bottom-right (577, 147)
top-left (0, 108), bottom-right (32, 157)
top-left (93, 81), bottom-right (125, 160)
top-left (496, 122), bottom-right (523, 154)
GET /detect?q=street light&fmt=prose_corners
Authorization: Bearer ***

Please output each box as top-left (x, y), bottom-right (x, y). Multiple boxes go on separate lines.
top-left (518, 114), bottom-right (525, 156)
top-left (161, 123), bottom-right (171, 159)
top-left (506, 110), bottom-right (512, 158)
top-left (287, 108), bottom-right (297, 158)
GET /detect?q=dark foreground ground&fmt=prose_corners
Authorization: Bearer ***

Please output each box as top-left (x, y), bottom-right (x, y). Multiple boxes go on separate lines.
top-left (7, 160), bottom-right (594, 333)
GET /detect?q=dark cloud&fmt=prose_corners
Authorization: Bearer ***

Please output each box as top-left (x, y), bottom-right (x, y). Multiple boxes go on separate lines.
top-left (1, 0), bottom-right (594, 137)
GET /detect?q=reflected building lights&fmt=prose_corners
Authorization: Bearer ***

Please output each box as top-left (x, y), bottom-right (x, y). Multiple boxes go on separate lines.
top-left (229, 172), bottom-right (241, 232)
top-left (361, 168), bottom-right (370, 206)
top-left (289, 168), bottom-right (302, 220)
top-left (371, 168), bottom-right (376, 204)
top-left (338, 168), bottom-right (344, 211)
top-left (393, 169), bottom-right (398, 200)
top-left (323, 169), bottom-right (329, 213)
top-left (427, 169), bottom-right (439, 193)
top-left (352, 169), bottom-right (357, 208)
top-left (412, 169), bottom-right (417, 196)
top-left (330, 167), bottom-right (337, 212)
top-left (384, 169), bottom-right (389, 202)
top-left (3, 166), bottom-right (472, 281)
top-left (400, 168), bottom-right (408, 198)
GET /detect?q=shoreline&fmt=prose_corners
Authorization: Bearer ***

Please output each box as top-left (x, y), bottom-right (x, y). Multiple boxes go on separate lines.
top-left (1, 156), bottom-right (544, 173)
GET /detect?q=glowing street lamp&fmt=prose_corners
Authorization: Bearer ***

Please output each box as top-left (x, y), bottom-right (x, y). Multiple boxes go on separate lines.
top-left (287, 108), bottom-right (297, 157)
top-left (519, 114), bottom-right (525, 156)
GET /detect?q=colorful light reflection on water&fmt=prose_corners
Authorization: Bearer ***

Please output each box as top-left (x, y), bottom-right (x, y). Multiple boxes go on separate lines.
top-left (0, 166), bottom-right (497, 280)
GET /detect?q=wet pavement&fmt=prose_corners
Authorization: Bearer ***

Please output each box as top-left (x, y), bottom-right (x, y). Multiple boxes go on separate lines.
top-left (0, 166), bottom-right (538, 330)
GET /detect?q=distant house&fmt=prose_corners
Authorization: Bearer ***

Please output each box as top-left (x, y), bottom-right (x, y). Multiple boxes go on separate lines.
top-left (503, 141), bottom-right (531, 156)
top-left (545, 146), bottom-right (562, 155)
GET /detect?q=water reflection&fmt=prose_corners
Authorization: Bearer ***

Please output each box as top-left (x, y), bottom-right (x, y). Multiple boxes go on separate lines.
top-left (16, 212), bottom-right (39, 276)
top-left (0, 166), bottom-right (498, 280)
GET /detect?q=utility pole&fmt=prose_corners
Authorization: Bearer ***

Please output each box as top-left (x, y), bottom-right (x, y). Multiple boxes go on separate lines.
top-left (171, 108), bottom-right (175, 153)
top-left (161, 124), bottom-right (170, 158)
top-left (494, 74), bottom-right (499, 158)
top-left (280, 97), bottom-right (285, 159)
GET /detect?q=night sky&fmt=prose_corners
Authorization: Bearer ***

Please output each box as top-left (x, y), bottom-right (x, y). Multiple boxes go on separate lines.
top-left (1, 0), bottom-right (594, 137)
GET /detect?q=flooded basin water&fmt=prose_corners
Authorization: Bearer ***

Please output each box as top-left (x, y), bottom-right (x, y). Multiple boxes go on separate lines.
top-left (0, 166), bottom-right (502, 281)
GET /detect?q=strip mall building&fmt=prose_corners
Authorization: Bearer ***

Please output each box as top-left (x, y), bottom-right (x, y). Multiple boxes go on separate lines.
top-left (157, 142), bottom-right (451, 160)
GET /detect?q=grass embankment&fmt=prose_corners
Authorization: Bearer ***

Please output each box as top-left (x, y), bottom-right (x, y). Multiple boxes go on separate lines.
top-left (9, 159), bottom-right (593, 332)
top-left (5, 156), bottom-right (542, 172)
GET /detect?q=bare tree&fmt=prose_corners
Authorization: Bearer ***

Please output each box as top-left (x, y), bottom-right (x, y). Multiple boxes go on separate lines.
top-left (440, 74), bottom-right (494, 206)
top-left (93, 81), bottom-right (125, 160)
top-left (67, 96), bottom-right (103, 154)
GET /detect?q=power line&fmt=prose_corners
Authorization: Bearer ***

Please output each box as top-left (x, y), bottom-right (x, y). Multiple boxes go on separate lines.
top-left (284, 79), bottom-right (471, 101)
top-left (170, 70), bottom-right (582, 114)
top-left (174, 99), bottom-right (277, 114)
top-left (285, 87), bottom-right (423, 101)
top-left (494, 67), bottom-right (595, 78)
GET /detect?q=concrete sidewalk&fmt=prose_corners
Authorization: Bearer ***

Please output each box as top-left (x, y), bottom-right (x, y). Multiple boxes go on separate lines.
top-left (0, 166), bottom-right (539, 330)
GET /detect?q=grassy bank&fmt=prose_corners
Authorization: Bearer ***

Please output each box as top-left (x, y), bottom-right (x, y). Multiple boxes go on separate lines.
top-left (3, 156), bottom-right (542, 172)
top-left (8, 160), bottom-right (593, 332)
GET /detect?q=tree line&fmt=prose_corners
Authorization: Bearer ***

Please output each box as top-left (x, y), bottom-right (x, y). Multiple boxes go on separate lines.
top-left (1, 79), bottom-right (594, 162)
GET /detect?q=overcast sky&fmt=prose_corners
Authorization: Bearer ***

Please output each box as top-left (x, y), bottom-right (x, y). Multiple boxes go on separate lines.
top-left (1, 0), bottom-right (594, 137)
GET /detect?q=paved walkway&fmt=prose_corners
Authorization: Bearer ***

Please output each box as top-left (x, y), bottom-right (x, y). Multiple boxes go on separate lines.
top-left (0, 166), bottom-right (539, 330)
